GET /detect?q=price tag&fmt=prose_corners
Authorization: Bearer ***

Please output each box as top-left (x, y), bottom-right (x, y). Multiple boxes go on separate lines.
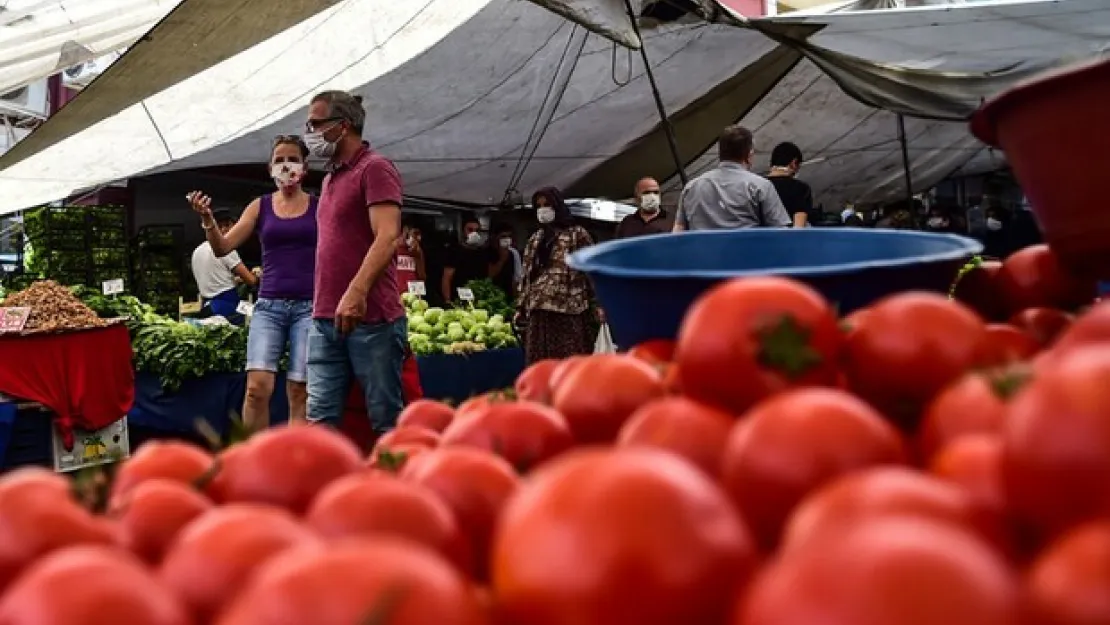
top-left (457, 287), bottom-right (474, 302)
top-left (52, 416), bottom-right (130, 472)
top-left (397, 255), bottom-right (416, 272)
top-left (102, 278), bottom-right (124, 295)
top-left (0, 307), bottom-right (31, 333)
top-left (407, 281), bottom-right (426, 296)
top-left (236, 301), bottom-right (255, 316)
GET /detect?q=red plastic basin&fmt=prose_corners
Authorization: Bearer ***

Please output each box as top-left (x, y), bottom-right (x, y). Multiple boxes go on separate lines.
top-left (971, 57), bottom-right (1110, 279)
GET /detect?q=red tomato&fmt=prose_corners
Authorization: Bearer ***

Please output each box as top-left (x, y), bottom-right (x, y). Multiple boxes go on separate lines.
top-left (628, 339), bottom-right (676, 366)
top-left (205, 442), bottom-right (248, 504)
top-left (109, 478), bottom-right (213, 564)
top-left (400, 448), bottom-right (519, 581)
top-left (492, 448), bottom-right (758, 625)
top-left (215, 539), bottom-right (485, 625)
top-left (917, 371), bottom-right (1021, 461)
top-left (1050, 300), bottom-right (1110, 356)
top-left (0, 474), bottom-right (115, 591)
top-left (840, 307), bottom-right (871, 334)
top-left (439, 400), bottom-right (573, 472)
top-left (1010, 307), bottom-right (1073, 348)
top-left (676, 277), bottom-right (842, 414)
top-left (159, 504), bottom-right (319, 622)
top-left (305, 473), bottom-right (469, 571)
top-left (1002, 345), bottom-right (1110, 539)
top-left (547, 356), bottom-right (588, 396)
top-left (997, 244), bottom-right (1096, 312)
top-left (1025, 521), bottom-right (1110, 625)
top-left (217, 424), bottom-right (363, 514)
top-left (720, 388), bottom-right (906, 549)
top-left (616, 396), bottom-right (735, 477)
top-left (372, 425), bottom-right (441, 452)
top-left (551, 355), bottom-right (665, 444)
top-left (844, 293), bottom-right (987, 428)
top-left (0, 545), bottom-right (190, 625)
top-left (455, 390), bottom-right (516, 421)
top-left (953, 259), bottom-right (1007, 321)
top-left (366, 442), bottom-right (431, 473)
top-left (513, 359), bottom-right (560, 404)
top-left (397, 399), bottom-right (455, 433)
top-left (110, 440), bottom-right (215, 503)
top-left (736, 516), bottom-right (1020, 625)
top-left (980, 323), bottom-right (1040, 366)
top-left (782, 467), bottom-right (1008, 556)
top-left (929, 435), bottom-right (1008, 521)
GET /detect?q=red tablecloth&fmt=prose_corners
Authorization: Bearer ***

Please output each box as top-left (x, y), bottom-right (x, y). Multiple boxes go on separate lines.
top-left (0, 324), bottom-right (134, 449)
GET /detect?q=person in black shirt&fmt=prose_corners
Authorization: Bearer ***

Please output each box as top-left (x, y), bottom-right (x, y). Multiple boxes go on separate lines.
top-left (441, 216), bottom-right (497, 303)
top-left (490, 222), bottom-right (521, 298)
top-left (616, 177), bottom-right (671, 238)
top-left (766, 142), bottom-right (815, 228)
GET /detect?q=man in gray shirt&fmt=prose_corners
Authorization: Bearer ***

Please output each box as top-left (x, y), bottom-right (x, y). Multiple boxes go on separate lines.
top-left (673, 125), bottom-right (791, 231)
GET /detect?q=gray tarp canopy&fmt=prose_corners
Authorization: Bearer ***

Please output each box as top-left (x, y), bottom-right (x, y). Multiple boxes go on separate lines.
top-left (0, 0), bottom-right (1106, 215)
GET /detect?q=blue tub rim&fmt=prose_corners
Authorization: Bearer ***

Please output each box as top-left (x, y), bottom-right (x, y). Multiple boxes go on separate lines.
top-left (567, 229), bottom-right (984, 280)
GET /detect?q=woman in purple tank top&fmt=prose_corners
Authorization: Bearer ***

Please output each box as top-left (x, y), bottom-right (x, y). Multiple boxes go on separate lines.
top-left (187, 136), bottom-right (318, 430)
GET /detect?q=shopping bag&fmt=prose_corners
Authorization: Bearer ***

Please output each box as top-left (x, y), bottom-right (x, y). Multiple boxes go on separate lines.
top-left (594, 323), bottom-right (617, 354)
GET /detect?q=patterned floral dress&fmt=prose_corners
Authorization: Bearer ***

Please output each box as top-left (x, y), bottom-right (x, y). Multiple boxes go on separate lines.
top-left (517, 225), bottom-right (596, 364)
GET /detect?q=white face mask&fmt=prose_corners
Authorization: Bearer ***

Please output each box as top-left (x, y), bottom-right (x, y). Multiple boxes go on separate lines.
top-left (640, 192), bottom-right (661, 213)
top-left (270, 162), bottom-right (305, 187)
top-left (537, 207), bottom-right (555, 224)
top-left (499, 237), bottom-right (512, 248)
top-left (465, 231), bottom-right (483, 246)
top-left (926, 217), bottom-right (948, 229)
top-left (304, 129), bottom-right (338, 159)
top-left (986, 218), bottom-right (1003, 231)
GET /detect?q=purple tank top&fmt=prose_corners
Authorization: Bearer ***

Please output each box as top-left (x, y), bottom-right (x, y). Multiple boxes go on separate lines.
top-left (258, 193), bottom-right (318, 301)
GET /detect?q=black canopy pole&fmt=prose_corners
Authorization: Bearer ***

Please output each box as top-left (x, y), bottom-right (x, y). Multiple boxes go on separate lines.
top-left (896, 114), bottom-right (914, 207)
top-left (623, 0), bottom-right (688, 185)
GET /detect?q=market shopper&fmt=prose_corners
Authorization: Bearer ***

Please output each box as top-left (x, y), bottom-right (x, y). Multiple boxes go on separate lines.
top-left (188, 208), bottom-right (258, 325)
top-left (491, 222), bottom-right (522, 298)
top-left (516, 186), bottom-right (598, 364)
top-left (442, 216), bottom-right (497, 302)
top-left (766, 142), bottom-right (815, 228)
top-left (397, 221), bottom-right (427, 286)
top-left (303, 90), bottom-right (407, 436)
top-left (673, 125), bottom-right (791, 231)
top-left (615, 177), bottom-right (670, 238)
top-left (187, 135), bottom-right (316, 430)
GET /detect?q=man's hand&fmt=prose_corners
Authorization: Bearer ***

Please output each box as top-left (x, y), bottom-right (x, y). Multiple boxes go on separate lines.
top-left (334, 285), bottom-right (367, 335)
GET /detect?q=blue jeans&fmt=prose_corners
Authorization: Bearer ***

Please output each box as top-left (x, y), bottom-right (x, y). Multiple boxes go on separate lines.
top-left (246, 298), bottom-right (313, 382)
top-left (306, 317), bottom-right (407, 434)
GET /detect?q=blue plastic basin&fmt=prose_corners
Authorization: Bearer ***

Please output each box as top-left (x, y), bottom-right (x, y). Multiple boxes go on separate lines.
top-left (567, 229), bottom-right (984, 348)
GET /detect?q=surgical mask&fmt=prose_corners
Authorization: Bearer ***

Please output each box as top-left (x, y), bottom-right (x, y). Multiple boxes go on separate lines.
top-left (927, 217), bottom-right (947, 229)
top-left (986, 218), bottom-right (1003, 231)
top-left (304, 130), bottom-right (337, 159)
top-left (640, 192), bottom-right (661, 213)
top-left (465, 232), bottom-right (483, 246)
top-left (499, 237), bottom-right (512, 248)
top-left (270, 162), bottom-right (305, 187)
top-left (537, 207), bottom-right (555, 224)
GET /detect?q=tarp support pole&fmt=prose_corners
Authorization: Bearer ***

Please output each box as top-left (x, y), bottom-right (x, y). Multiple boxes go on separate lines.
top-left (896, 114), bottom-right (913, 207)
top-left (623, 0), bottom-right (688, 186)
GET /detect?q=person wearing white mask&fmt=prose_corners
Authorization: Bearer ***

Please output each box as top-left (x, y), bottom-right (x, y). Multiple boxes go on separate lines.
top-left (516, 186), bottom-right (600, 364)
top-left (442, 216), bottom-right (497, 303)
top-left (490, 222), bottom-right (522, 297)
top-left (187, 134), bottom-right (316, 430)
top-left (616, 177), bottom-right (670, 238)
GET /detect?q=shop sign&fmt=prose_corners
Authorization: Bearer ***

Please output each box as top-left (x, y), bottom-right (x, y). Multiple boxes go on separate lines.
top-left (52, 416), bottom-right (131, 473)
top-left (0, 307), bottom-right (30, 333)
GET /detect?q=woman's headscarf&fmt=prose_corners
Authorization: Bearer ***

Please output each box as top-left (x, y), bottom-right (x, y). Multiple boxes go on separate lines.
top-left (530, 186), bottom-right (574, 281)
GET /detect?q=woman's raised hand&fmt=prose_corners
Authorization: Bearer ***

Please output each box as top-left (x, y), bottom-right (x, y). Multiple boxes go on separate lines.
top-left (186, 190), bottom-right (213, 219)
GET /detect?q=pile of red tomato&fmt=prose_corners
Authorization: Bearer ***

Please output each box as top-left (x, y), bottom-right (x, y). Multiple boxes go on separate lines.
top-left (0, 242), bottom-right (1108, 625)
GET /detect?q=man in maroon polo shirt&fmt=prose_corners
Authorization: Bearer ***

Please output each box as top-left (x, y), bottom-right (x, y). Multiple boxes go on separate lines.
top-left (302, 90), bottom-right (407, 434)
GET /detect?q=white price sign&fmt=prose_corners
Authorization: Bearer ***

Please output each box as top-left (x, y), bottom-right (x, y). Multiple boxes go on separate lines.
top-left (236, 301), bottom-right (255, 316)
top-left (457, 287), bottom-right (474, 302)
top-left (102, 278), bottom-right (124, 295)
top-left (407, 281), bottom-right (426, 296)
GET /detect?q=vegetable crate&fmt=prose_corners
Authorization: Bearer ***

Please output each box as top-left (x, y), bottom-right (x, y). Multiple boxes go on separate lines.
top-left (132, 225), bottom-right (185, 317)
top-left (21, 205), bottom-right (131, 290)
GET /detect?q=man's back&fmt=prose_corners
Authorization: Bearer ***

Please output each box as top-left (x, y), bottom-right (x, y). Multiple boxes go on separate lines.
top-left (676, 162), bottom-right (790, 231)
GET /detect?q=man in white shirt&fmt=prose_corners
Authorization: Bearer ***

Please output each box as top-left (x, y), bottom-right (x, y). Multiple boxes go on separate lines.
top-left (190, 208), bottom-right (257, 322)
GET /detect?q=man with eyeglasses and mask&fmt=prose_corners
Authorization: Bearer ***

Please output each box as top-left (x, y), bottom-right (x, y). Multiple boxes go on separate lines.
top-left (441, 216), bottom-right (497, 303)
top-left (615, 177), bottom-right (671, 238)
top-left (301, 90), bottom-right (407, 438)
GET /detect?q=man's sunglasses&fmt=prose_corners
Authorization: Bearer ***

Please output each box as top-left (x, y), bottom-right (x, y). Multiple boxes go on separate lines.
top-left (305, 117), bottom-right (342, 132)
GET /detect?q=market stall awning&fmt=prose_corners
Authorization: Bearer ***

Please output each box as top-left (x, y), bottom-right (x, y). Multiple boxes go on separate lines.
top-left (0, 0), bottom-right (1107, 215)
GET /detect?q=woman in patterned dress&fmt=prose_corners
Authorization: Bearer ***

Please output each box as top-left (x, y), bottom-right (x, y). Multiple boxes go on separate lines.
top-left (515, 186), bottom-right (599, 364)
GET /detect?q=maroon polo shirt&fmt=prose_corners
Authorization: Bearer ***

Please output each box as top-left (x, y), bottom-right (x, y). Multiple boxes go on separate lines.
top-left (314, 143), bottom-right (405, 325)
top-left (615, 209), bottom-right (672, 239)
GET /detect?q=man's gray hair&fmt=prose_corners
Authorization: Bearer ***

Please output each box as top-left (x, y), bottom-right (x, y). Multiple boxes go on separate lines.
top-left (311, 90), bottom-right (365, 134)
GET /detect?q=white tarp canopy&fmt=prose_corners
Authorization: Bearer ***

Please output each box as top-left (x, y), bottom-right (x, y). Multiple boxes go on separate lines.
top-left (0, 0), bottom-right (1107, 215)
top-left (0, 0), bottom-right (182, 96)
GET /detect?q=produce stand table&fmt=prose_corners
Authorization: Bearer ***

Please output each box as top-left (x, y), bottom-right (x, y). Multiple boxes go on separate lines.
top-left (0, 324), bottom-right (134, 450)
top-left (127, 372), bottom-right (290, 437)
top-left (415, 348), bottom-right (525, 402)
